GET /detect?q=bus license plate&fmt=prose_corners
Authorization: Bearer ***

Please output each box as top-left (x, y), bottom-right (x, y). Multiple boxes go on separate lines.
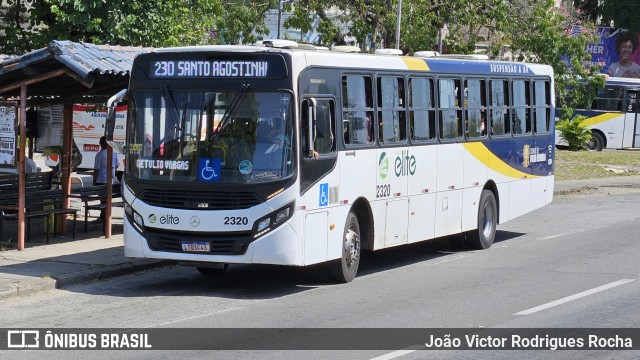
top-left (181, 241), bottom-right (210, 252)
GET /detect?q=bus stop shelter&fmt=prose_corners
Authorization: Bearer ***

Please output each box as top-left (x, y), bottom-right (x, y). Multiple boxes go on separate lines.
top-left (0, 40), bottom-right (151, 250)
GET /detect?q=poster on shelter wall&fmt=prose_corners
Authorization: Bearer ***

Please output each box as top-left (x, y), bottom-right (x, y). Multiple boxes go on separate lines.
top-left (36, 104), bottom-right (127, 170)
top-left (35, 104), bottom-right (64, 151)
top-left (584, 26), bottom-right (640, 78)
top-left (0, 102), bottom-right (18, 168)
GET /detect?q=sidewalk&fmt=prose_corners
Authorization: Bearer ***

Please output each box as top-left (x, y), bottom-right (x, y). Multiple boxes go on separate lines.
top-left (2, 175), bottom-right (640, 301)
top-left (0, 206), bottom-right (169, 300)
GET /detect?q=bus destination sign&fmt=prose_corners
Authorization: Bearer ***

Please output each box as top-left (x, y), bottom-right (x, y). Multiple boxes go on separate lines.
top-left (151, 60), bottom-right (269, 78)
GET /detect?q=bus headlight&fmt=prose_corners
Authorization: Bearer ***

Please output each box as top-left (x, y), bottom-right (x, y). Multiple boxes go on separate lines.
top-left (252, 202), bottom-right (294, 239)
top-left (133, 212), bottom-right (144, 228)
top-left (274, 207), bottom-right (290, 224)
top-left (257, 218), bottom-right (271, 232)
top-left (124, 201), bottom-right (144, 234)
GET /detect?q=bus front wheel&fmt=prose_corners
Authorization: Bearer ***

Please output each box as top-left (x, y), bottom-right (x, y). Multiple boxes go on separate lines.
top-left (467, 190), bottom-right (497, 250)
top-left (328, 212), bottom-right (361, 283)
top-left (585, 132), bottom-right (604, 151)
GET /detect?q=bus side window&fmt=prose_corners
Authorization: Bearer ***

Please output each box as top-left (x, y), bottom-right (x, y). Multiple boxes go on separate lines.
top-left (302, 99), bottom-right (336, 157)
top-left (342, 75), bottom-right (374, 146)
top-left (315, 102), bottom-right (335, 154)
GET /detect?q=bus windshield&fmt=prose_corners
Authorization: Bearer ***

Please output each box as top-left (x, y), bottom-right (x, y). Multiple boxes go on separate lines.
top-left (127, 89), bottom-right (294, 184)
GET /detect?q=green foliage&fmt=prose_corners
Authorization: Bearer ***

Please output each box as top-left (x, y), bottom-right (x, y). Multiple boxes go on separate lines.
top-left (600, 1), bottom-right (640, 33)
top-left (286, 0), bottom-right (506, 53)
top-left (0, 0), bottom-right (609, 116)
top-left (0, 0), bottom-right (276, 54)
top-left (0, 238), bottom-right (13, 251)
top-left (556, 114), bottom-right (592, 150)
top-left (500, 0), bottom-right (604, 114)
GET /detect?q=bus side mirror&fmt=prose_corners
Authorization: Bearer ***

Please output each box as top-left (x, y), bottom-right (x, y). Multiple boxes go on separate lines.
top-left (105, 89), bottom-right (128, 141)
top-left (305, 98), bottom-right (317, 158)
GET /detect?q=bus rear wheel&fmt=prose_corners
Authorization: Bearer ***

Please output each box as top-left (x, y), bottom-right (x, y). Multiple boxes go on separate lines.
top-left (585, 132), bottom-right (604, 151)
top-left (467, 190), bottom-right (497, 250)
top-left (328, 212), bottom-right (361, 283)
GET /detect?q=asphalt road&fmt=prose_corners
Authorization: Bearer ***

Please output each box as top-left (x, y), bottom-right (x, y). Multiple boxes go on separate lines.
top-left (1, 188), bottom-right (639, 359)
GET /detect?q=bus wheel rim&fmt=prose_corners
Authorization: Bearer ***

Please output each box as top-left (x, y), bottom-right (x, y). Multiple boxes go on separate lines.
top-left (345, 229), bottom-right (359, 266)
top-left (482, 203), bottom-right (494, 238)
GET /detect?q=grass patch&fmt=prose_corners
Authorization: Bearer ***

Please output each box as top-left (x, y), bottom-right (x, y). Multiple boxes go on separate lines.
top-left (0, 238), bottom-right (14, 251)
top-left (555, 150), bottom-right (640, 181)
top-left (556, 150), bottom-right (640, 167)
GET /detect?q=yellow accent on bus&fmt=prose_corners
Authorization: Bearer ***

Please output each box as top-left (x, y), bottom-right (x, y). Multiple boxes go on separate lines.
top-left (581, 112), bottom-right (621, 127)
top-left (401, 58), bottom-right (430, 71)
top-left (463, 142), bottom-right (540, 180)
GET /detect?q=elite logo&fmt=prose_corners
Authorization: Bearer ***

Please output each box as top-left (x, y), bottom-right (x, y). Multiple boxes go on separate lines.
top-left (378, 152), bottom-right (389, 179)
top-left (379, 150), bottom-right (417, 179)
top-left (148, 214), bottom-right (180, 225)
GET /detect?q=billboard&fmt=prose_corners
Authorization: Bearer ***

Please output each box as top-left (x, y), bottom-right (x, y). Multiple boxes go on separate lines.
top-left (588, 26), bottom-right (640, 78)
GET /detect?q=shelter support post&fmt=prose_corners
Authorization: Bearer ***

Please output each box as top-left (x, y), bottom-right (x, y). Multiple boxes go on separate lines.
top-left (17, 86), bottom-right (27, 250)
top-left (60, 102), bottom-right (74, 234)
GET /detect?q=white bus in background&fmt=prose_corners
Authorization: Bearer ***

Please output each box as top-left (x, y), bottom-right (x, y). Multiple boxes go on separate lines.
top-left (556, 76), bottom-right (640, 150)
top-left (116, 43), bottom-right (555, 283)
top-left (39, 104), bottom-right (126, 174)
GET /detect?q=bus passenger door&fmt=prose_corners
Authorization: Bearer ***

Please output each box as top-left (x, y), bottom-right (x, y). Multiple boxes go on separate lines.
top-left (627, 91), bottom-right (640, 147)
top-left (379, 148), bottom-right (409, 247)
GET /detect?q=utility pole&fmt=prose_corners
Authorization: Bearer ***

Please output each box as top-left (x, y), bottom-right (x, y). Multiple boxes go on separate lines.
top-left (395, 0), bottom-right (402, 50)
top-left (277, 0), bottom-right (283, 39)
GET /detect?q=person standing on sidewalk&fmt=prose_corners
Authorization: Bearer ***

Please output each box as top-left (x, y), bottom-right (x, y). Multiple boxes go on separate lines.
top-left (93, 136), bottom-right (118, 220)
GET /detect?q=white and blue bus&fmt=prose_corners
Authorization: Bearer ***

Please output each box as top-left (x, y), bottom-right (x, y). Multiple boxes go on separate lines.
top-left (117, 43), bottom-right (555, 282)
top-left (557, 76), bottom-right (640, 150)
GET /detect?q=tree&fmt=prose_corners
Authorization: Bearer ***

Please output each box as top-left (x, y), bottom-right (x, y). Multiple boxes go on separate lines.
top-left (285, 0), bottom-right (506, 53)
top-left (573, 0), bottom-right (599, 23)
top-left (0, 0), bottom-right (278, 54)
top-left (499, 0), bottom-right (604, 121)
top-left (1, 0), bottom-right (605, 123)
top-left (600, 0), bottom-right (640, 33)
top-left (211, 2), bottom-right (275, 45)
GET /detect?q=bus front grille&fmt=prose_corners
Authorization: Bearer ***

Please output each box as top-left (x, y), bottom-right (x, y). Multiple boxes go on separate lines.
top-left (140, 189), bottom-right (261, 210)
top-left (144, 228), bottom-right (253, 255)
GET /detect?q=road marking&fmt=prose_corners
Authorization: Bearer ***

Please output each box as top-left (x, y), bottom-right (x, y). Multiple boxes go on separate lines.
top-left (422, 252), bottom-right (473, 266)
top-left (369, 345), bottom-right (423, 360)
top-left (538, 225), bottom-right (608, 240)
top-left (514, 279), bottom-right (636, 316)
top-left (148, 306), bottom-right (244, 327)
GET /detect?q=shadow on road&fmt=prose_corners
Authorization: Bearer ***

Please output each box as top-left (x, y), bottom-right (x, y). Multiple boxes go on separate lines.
top-left (52, 230), bottom-right (527, 300)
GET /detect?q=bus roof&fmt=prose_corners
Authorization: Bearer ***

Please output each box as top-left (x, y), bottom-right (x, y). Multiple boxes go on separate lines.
top-left (143, 45), bottom-right (554, 78)
top-left (603, 76), bottom-right (640, 88)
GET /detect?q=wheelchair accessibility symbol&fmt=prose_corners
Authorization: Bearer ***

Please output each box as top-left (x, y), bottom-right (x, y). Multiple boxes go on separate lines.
top-left (319, 183), bottom-right (329, 207)
top-left (199, 158), bottom-right (221, 182)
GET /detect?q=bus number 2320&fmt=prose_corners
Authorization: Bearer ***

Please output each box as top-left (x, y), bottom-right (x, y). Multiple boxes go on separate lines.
top-left (224, 216), bottom-right (249, 225)
top-left (376, 184), bottom-right (391, 198)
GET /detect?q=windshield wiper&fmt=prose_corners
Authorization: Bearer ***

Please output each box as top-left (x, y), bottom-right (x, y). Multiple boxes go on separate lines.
top-left (213, 83), bottom-right (251, 136)
top-left (161, 82), bottom-right (183, 133)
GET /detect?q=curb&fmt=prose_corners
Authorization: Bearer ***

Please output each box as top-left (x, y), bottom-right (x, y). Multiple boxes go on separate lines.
top-left (0, 277), bottom-right (57, 301)
top-left (53, 260), bottom-right (175, 289)
top-left (0, 260), bottom-right (173, 301)
top-left (554, 177), bottom-right (640, 196)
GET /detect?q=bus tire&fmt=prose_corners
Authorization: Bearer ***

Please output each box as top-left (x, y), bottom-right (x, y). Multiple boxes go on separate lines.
top-left (467, 190), bottom-right (497, 250)
top-left (585, 132), bottom-right (604, 151)
top-left (197, 264), bottom-right (229, 276)
top-left (328, 212), bottom-right (361, 283)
